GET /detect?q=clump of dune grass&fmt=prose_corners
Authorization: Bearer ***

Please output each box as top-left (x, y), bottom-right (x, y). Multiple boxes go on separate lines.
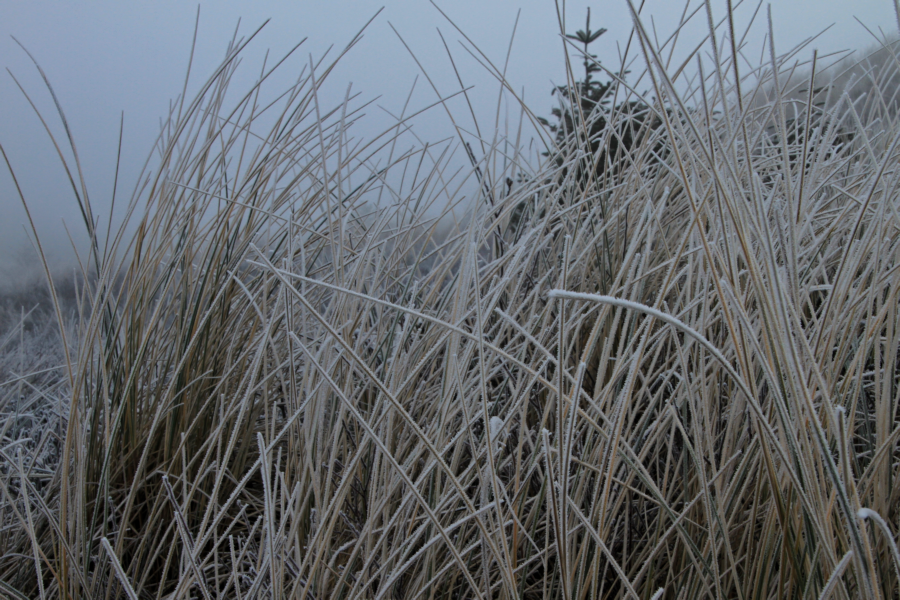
top-left (2, 2), bottom-right (900, 599)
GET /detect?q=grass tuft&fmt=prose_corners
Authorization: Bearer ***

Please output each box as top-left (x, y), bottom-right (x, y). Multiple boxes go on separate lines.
top-left (2, 2), bottom-right (900, 598)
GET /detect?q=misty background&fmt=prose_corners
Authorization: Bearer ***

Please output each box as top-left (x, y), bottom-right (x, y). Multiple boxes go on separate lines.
top-left (1, 0), bottom-right (896, 292)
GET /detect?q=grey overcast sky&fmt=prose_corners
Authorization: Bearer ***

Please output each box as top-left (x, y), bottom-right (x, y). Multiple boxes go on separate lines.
top-left (1, 0), bottom-right (896, 287)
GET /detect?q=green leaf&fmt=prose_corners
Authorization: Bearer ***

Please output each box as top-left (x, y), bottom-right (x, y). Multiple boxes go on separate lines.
top-left (587, 28), bottom-right (607, 43)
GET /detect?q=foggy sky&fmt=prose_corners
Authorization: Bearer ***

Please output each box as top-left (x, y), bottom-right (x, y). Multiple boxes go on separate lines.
top-left (1, 0), bottom-right (896, 289)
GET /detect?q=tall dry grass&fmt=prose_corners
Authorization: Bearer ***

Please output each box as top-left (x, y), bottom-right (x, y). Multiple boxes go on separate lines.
top-left (2, 2), bottom-right (900, 598)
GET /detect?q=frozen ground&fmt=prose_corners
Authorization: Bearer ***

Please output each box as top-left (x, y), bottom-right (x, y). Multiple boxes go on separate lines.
top-left (0, 279), bottom-right (76, 505)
